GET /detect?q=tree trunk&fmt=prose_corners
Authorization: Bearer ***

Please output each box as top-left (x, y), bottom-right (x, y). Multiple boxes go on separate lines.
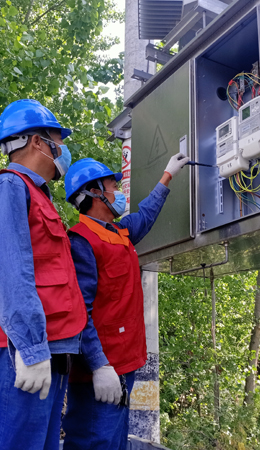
top-left (244, 271), bottom-right (260, 405)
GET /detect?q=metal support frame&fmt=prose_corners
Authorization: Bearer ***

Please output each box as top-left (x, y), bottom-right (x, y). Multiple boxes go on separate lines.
top-left (131, 69), bottom-right (153, 82)
top-left (107, 108), bottom-right (132, 142)
top-left (169, 241), bottom-right (229, 276)
top-left (146, 43), bottom-right (174, 65)
top-left (112, 128), bottom-right (132, 141)
top-left (163, 0), bottom-right (228, 50)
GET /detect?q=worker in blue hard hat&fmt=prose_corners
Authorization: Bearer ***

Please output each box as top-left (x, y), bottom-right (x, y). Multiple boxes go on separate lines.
top-left (62, 154), bottom-right (189, 450)
top-left (0, 99), bottom-right (87, 450)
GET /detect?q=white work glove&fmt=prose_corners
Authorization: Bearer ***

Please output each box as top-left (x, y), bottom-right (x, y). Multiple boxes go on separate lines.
top-left (14, 350), bottom-right (51, 400)
top-left (93, 365), bottom-right (122, 405)
top-left (164, 152), bottom-right (190, 178)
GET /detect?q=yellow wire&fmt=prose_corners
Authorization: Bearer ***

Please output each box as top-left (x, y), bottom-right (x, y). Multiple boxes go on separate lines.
top-left (229, 176), bottom-right (256, 213)
top-left (235, 190), bottom-right (254, 212)
top-left (227, 89), bottom-right (239, 108)
top-left (234, 72), bottom-right (260, 85)
top-left (240, 164), bottom-right (260, 192)
top-left (240, 163), bottom-right (259, 179)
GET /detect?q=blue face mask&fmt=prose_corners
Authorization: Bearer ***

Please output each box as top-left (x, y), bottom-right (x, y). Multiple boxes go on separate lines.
top-left (53, 144), bottom-right (72, 177)
top-left (39, 136), bottom-right (72, 178)
top-left (110, 191), bottom-right (126, 217)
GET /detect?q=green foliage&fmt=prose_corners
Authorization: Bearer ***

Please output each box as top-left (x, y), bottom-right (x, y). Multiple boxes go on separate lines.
top-left (159, 272), bottom-right (260, 449)
top-left (0, 153), bottom-right (8, 168)
top-left (0, 0), bottom-right (123, 227)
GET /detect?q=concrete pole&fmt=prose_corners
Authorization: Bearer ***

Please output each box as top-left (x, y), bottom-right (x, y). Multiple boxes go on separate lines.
top-left (123, 0), bottom-right (160, 443)
top-left (129, 271), bottom-right (160, 442)
top-left (124, 0), bottom-right (155, 102)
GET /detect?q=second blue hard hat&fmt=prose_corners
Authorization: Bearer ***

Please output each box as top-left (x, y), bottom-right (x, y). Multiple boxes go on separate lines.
top-left (65, 158), bottom-right (123, 201)
top-left (0, 99), bottom-right (72, 142)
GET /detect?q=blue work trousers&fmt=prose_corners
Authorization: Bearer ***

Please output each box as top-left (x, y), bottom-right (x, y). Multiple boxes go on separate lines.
top-left (0, 348), bottom-right (68, 450)
top-left (63, 371), bottom-right (135, 450)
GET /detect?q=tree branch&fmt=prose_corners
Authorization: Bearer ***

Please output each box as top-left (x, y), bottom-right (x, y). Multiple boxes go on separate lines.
top-left (23, 0), bottom-right (35, 24)
top-left (29, 0), bottom-right (67, 27)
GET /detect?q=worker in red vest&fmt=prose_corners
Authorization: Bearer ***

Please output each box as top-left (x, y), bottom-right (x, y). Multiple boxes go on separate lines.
top-left (62, 155), bottom-right (189, 450)
top-left (0, 99), bottom-right (87, 450)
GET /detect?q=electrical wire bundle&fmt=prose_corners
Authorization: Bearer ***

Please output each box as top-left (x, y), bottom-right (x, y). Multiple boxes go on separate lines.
top-left (229, 162), bottom-right (260, 213)
top-left (227, 72), bottom-right (260, 110)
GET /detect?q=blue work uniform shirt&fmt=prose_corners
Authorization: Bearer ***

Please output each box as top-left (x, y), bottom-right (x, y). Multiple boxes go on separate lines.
top-left (69, 182), bottom-right (170, 372)
top-left (0, 163), bottom-right (80, 366)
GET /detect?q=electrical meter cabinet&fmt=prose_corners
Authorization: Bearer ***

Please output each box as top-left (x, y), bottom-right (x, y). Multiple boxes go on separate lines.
top-left (216, 117), bottom-right (249, 177)
top-left (239, 97), bottom-right (260, 159)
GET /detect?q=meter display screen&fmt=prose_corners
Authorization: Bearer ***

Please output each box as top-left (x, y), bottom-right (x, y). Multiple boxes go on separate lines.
top-left (242, 106), bottom-right (250, 121)
top-left (219, 124), bottom-right (229, 138)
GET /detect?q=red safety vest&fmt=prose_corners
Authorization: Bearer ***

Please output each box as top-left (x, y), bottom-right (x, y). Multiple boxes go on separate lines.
top-left (0, 170), bottom-right (87, 347)
top-left (69, 215), bottom-right (147, 380)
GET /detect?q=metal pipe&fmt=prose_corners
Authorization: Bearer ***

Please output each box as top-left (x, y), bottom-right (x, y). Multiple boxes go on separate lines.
top-left (169, 241), bottom-right (229, 276)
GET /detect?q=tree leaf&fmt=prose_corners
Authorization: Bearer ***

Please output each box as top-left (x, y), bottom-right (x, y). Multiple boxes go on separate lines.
top-left (13, 39), bottom-right (22, 50)
top-left (36, 49), bottom-right (44, 58)
top-left (9, 81), bottom-right (17, 92)
top-left (13, 66), bottom-right (22, 75)
top-left (39, 30), bottom-right (46, 41)
top-left (21, 33), bottom-right (34, 42)
top-left (99, 85), bottom-right (109, 94)
top-left (8, 5), bottom-right (18, 16)
top-left (40, 59), bottom-right (51, 68)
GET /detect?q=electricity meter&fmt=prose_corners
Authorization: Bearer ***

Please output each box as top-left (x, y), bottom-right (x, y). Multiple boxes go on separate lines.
top-left (239, 97), bottom-right (260, 159)
top-left (216, 116), bottom-right (249, 178)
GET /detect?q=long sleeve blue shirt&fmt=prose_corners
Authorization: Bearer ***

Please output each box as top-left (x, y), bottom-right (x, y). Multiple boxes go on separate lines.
top-left (0, 163), bottom-right (81, 366)
top-left (69, 182), bottom-right (170, 372)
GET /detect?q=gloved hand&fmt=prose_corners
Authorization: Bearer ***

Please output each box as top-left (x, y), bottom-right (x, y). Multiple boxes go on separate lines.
top-left (164, 152), bottom-right (190, 178)
top-left (93, 365), bottom-right (122, 405)
top-left (14, 350), bottom-right (51, 400)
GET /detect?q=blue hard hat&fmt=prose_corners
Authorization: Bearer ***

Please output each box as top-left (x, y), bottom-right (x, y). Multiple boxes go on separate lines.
top-left (65, 158), bottom-right (123, 201)
top-left (0, 99), bottom-right (72, 142)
